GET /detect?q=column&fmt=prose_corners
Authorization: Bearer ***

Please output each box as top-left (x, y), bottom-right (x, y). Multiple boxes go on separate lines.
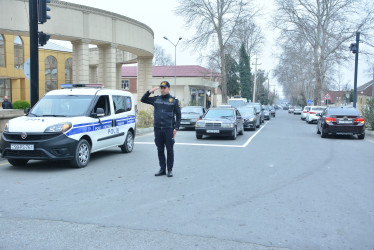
top-left (97, 44), bottom-right (117, 89)
top-left (137, 57), bottom-right (153, 110)
top-left (71, 39), bottom-right (90, 84)
top-left (116, 63), bottom-right (122, 90)
top-left (183, 85), bottom-right (190, 105)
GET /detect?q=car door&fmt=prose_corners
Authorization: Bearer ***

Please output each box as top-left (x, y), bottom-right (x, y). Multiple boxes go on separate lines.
top-left (236, 109), bottom-right (244, 130)
top-left (111, 94), bottom-right (134, 145)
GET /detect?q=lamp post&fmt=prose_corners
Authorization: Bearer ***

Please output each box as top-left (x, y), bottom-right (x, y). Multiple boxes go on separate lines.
top-left (163, 36), bottom-right (182, 97)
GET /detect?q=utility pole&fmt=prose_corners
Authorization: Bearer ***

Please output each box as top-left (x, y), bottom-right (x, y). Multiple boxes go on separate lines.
top-left (29, 0), bottom-right (39, 107)
top-left (349, 32), bottom-right (360, 108)
top-left (252, 57), bottom-right (261, 102)
top-left (372, 66), bottom-right (374, 97)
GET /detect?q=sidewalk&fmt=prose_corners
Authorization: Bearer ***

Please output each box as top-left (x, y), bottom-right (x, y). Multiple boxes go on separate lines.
top-left (136, 127), bottom-right (153, 136)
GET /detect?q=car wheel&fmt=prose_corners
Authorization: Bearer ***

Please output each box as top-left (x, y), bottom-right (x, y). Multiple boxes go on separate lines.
top-left (252, 125), bottom-right (256, 131)
top-left (196, 134), bottom-right (203, 139)
top-left (321, 129), bottom-right (327, 138)
top-left (231, 127), bottom-right (237, 140)
top-left (239, 125), bottom-right (244, 135)
top-left (8, 159), bottom-right (29, 166)
top-left (70, 139), bottom-right (90, 168)
top-left (120, 131), bottom-right (134, 153)
top-left (358, 133), bottom-right (365, 139)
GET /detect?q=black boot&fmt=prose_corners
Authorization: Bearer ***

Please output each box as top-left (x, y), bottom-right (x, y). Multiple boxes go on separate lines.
top-left (155, 169), bottom-right (166, 176)
top-left (167, 170), bottom-right (173, 177)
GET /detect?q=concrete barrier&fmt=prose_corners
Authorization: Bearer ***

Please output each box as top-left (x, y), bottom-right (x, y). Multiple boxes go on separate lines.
top-left (0, 109), bottom-right (24, 132)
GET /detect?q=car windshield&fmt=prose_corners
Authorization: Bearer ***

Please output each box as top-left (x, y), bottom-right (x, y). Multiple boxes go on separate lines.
top-left (312, 107), bottom-right (325, 111)
top-left (204, 109), bottom-right (234, 119)
top-left (30, 95), bottom-right (94, 117)
top-left (237, 107), bottom-right (254, 116)
top-left (181, 107), bottom-right (202, 114)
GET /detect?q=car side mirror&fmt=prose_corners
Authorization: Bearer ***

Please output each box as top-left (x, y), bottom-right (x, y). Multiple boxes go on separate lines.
top-left (92, 108), bottom-right (105, 118)
top-left (24, 107), bottom-right (30, 115)
top-left (237, 115), bottom-right (242, 119)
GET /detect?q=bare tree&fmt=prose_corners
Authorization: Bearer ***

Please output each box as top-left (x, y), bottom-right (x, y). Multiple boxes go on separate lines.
top-left (234, 18), bottom-right (264, 58)
top-left (176, 0), bottom-right (257, 103)
top-left (273, 0), bottom-right (374, 104)
top-left (153, 44), bottom-right (173, 66)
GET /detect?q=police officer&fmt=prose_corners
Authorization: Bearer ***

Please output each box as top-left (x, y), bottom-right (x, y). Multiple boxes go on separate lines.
top-left (141, 81), bottom-right (181, 177)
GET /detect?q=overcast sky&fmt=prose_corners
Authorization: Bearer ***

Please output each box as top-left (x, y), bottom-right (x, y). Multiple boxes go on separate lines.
top-left (56, 0), bottom-right (374, 99)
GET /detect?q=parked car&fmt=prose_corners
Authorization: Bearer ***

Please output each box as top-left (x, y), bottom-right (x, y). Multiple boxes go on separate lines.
top-left (316, 106), bottom-right (365, 139)
top-left (293, 106), bottom-right (302, 115)
top-left (269, 105), bottom-right (276, 117)
top-left (306, 106), bottom-right (326, 124)
top-left (288, 106), bottom-right (295, 113)
top-left (195, 107), bottom-right (244, 140)
top-left (228, 98), bottom-right (248, 108)
top-left (0, 84), bottom-right (136, 168)
top-left (237, 105), bottom-right (260, 130)
top-left (250, 103), bottom-right (264, 123)
top-left (301, 106), bottom-right (311, 120)
top-left (262, 106), bottom-right (271, 120)
top-left (180, 106), bottom-right (206, 129)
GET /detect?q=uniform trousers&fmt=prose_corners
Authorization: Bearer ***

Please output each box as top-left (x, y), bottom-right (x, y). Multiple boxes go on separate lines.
top-left (154, 128), bottom-right (175, 171)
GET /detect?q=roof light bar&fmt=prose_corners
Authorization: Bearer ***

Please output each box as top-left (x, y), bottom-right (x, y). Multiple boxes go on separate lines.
top-left (60, 84), bottom-right (104, 89)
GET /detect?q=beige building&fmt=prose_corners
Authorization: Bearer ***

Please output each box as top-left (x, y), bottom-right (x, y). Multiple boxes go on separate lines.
top-left (357, 80), bottom-right (373, 113)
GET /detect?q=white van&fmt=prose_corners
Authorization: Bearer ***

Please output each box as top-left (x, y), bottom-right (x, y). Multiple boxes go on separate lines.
top-left (0, 84), bottom-right (136, 168)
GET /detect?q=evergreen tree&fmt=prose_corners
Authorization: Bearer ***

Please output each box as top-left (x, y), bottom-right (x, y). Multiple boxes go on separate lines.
top-left (225, 54), bottom-right (240, 97)
top-left (239, 43), bottom-right (252, 101)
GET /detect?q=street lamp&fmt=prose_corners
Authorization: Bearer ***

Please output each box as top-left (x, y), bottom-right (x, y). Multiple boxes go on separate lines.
top-left (163, 36), bottom-right (182, 97)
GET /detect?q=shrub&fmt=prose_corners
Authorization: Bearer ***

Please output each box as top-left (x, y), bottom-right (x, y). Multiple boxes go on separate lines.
top-left (12, 100), bottom-right (30, 110)
top-left (362, 97), bottom-right (374, 130)
top-left (136, 109), bottom-right (154, 128)
top-left (188, 100), bottom-right (199, 106)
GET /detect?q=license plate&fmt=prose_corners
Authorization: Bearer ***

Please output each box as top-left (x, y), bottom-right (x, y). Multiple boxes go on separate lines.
top-left (11, 144), bottom-right (34, 151)
top-left (181, 122), bottom-right (190, 124)
top-left (339, 120), bottom-right (352, 124)
top-left (207, 130), bottom-right (219, 133)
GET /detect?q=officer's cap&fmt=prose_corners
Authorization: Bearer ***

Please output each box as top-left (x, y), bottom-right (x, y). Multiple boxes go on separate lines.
top-left (160, 81), bottom-right (170, 88)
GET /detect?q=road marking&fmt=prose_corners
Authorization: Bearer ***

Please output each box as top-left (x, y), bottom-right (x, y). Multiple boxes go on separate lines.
top-left (0, 162), bottom-right (10, 166)
top-left (366, 138), bottom-right (374, 144)
top-left (135, 121), bottom-right (268, 148)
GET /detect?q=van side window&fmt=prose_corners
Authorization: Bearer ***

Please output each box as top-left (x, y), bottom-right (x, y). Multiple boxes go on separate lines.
top-left (113, 95), bottom-right (132, 114)
top-left (93, 95), bottom-right (111, 116)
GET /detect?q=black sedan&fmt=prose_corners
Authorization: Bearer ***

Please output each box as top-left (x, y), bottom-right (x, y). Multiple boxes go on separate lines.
top-left (316, 107), bottom-right (365, 139)
top-left (195, 107), bottom-right (244, 140)
top-left (180, 106), bottom-right (206, 129)
top-left (237, 105), bottom-right (260, 131)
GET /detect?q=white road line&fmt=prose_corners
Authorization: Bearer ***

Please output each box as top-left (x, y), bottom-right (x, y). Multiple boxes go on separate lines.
top-left (135, 121), bottom-right (269, 148)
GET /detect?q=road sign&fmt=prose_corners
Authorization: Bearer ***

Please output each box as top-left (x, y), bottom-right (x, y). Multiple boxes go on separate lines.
top-left (307, 99), bottom-right (313, 105)
top-left (324, 93), bottom-right (331, 100)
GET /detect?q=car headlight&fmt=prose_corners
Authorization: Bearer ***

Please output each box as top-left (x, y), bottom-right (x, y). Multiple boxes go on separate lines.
top-left (196, 121), bottom-right (206, 128)
top-left (221, 123), bottom-right (234, 128)
top-left (4, 122), bottom-right (9, 132)
top-left (44, 122), bottom-right (72, 133)
top-left (249, 118), bottom-right (254, 122)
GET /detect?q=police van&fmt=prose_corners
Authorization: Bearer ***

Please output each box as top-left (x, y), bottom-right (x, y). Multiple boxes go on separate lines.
top-left (0, 84), bottom-right (136, 168)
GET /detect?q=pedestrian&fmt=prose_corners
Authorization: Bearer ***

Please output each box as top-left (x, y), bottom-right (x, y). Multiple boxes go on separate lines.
top-left (141, 81), bottom-right (181, 177)
top-left (2, 96), bottom-right (12, 109)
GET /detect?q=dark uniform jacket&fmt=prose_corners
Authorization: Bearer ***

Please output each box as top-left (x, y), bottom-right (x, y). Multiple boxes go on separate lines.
top-left (2, 100), bottom-right (12, 109)
top-left (141, 91), bottom-right (181, 130)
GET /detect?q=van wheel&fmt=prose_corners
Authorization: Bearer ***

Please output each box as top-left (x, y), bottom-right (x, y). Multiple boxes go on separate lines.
top-left (8, 159), bottom-right (29, 166)
top-left (70, 139), bottom-right (90, 168)
top-left (121, 131), bottom-right (134, 153)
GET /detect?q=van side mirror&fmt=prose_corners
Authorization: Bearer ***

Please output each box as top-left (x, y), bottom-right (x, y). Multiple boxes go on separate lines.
top-left (24, 107), bottom-right (30, 115)
top-left (92, 108), bottom-right (105, 118)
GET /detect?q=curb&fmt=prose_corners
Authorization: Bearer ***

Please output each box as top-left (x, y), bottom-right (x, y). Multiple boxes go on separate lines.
top-left (136, 127), bottom-right (153, 136)
top-left (366, 129), bottom-right (374, 137)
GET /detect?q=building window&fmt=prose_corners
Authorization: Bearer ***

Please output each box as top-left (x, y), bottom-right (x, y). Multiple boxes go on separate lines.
top-left (14, 36), bottom-right (24, 69)
top-left (0, 34), bottom-right (5, 67)
top-left (65, 58), bottom-right (73, 84)
top-left (0, 78), bottom-right (11, 102)
top-left (45, 55), bottom-right (58, 92)
top-left (121, 80), bottom-right (129, 90)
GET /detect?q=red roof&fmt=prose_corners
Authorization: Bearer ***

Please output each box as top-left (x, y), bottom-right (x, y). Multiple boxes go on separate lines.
top-left (122, 65), bottom-right (220, 78)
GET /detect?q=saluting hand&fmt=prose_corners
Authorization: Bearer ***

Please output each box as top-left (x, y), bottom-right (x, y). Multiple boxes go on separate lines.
top-left (149, 87), bottom-right (159, 93)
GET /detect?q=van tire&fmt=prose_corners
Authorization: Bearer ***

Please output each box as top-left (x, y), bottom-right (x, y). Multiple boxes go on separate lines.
top-left (70, 139), bottom-right (90, 168)
top-left (121, 131), bottom-right (134, 153)
top-left (8, 159), bottom-right (29, 166)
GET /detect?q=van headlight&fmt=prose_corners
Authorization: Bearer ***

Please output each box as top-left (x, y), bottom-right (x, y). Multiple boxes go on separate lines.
top-left (44, 122), bottom-right (72, 133)
top-left (196, 121), bottom-right (206, 128)
top-left (221, 123), bottom-right (234, 128)
top-left (4, 122), bottom-right (9, 132)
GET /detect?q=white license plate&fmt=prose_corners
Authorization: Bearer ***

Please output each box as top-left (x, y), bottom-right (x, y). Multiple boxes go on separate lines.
top-left (181, 122), bottom-right (190, 124)
top-left (339, 120), bottom-right (352, 124)
top-left (207, 130), bottom-right (219, 133)
top-left (11, 144), bottom-right (34, 151)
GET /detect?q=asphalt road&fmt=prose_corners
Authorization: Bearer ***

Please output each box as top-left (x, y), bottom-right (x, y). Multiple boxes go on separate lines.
top-left (1, 110), bottom-right (373, 249)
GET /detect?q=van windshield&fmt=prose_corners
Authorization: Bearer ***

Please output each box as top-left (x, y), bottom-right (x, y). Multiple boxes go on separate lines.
top-left (30, 95), bottom-right (94, 117)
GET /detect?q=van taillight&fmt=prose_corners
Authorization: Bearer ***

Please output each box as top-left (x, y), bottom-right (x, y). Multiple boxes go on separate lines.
top-left (325, 117), bottom-right (336, 123)
top-left (355, 118), bottom-right (365, 124)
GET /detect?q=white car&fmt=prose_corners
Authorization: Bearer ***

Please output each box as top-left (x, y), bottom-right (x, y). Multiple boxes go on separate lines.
top-left (301, 106), bottom-right (311, 120)
top-left (1, 84), bottom-right (136, 168)
top-left (293, 106), bottom-right (302, 115)
top-left (306, 106), bottom-right (326, 124)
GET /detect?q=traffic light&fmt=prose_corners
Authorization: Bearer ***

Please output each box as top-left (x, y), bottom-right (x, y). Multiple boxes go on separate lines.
top-left (38, 32), bottom-right (50, 46)
top-left (349, 43), bottom-right (358, 54)
top-left (38, 0), bottom-right (51, 24)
